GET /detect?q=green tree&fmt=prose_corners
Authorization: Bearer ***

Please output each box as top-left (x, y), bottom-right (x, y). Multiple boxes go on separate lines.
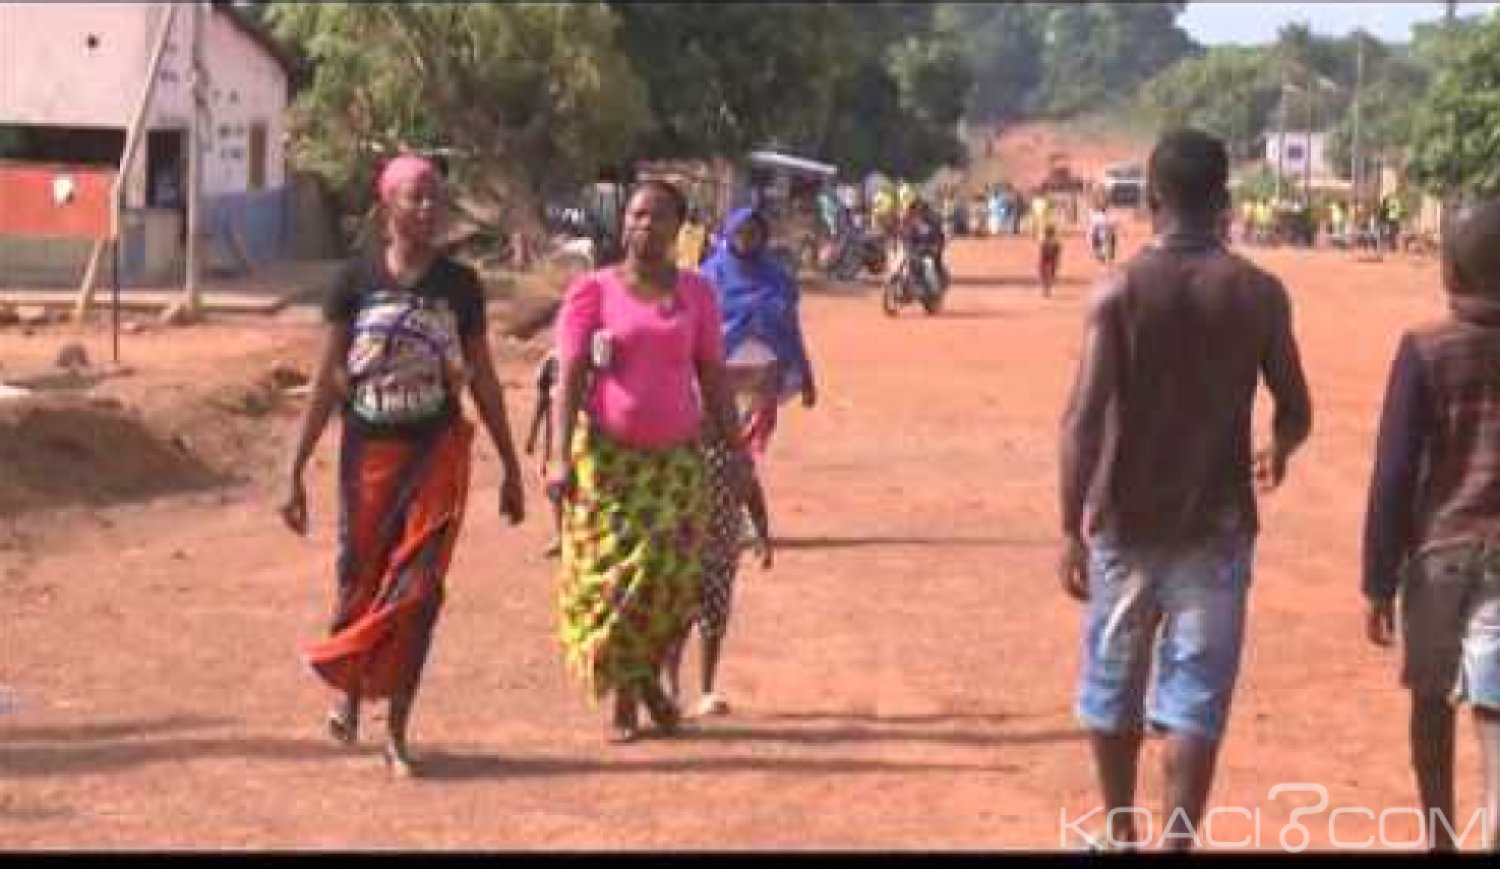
top-left (1138, 25), bottom-right (1440, 173)
top-left (610, 2), bottom-right (971, 182)
top-left (943, 3), bottom-right (1196, 123)
top-left (608, 2), bottom-right (852, 161)
top-left (1036, 3), bottom-right (1197, 117)
top-left (938, 3), bottom-right (1045, 121)
top-left (1138, 46), bottom-right (1281, 160)
top-left (1407, 11), bottom-right (1500, 197)
top-left (1324, 31), bottom-right (1429, 181)
top-left (830, 22), bottom-right (972, 179)
top-left (268, 2), bottom-right (649, 233)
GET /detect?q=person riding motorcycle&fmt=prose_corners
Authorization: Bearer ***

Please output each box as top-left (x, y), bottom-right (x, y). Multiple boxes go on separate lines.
top-left (888, 196), bottom-right (949, 295)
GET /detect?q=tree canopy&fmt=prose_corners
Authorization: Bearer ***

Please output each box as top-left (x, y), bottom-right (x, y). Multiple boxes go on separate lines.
top-left (1406, 10), bottom-right (1500, 198)
top-left (940, 3), bottom-right (1196, 122)
top-left (267, 2), bottom-right (650, 229)
top-left (269, 1), bottom-right (974, 229)
top-left (1135, 20), bottom-right (1465, 181)
top-left (260, 0), bottom-right (1500, 229)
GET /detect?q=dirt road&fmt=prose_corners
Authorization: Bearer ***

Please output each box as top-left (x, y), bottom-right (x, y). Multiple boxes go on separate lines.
top-left (0, 225), bottom-right (1476, 850)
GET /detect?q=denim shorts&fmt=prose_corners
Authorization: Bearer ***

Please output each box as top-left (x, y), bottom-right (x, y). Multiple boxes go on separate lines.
top-left (1400, 541), bottom-right (1500, 711)
top-left (1076, 532), bottom-right (1255, 741)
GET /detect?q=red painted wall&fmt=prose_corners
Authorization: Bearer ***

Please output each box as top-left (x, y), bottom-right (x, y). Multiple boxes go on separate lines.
top-left (0, 161), bottom-right (115, 239)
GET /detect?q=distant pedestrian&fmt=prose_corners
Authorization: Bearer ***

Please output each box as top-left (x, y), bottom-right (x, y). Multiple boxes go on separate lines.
top-left (1039, 224), bottom-right (1062, 296)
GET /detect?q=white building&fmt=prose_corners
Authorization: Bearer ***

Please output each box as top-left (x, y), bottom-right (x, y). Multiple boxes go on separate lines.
top-left (1264, 131), bottom-right (1336, 182)
top-left (0, 1), bottom-right (296, 284)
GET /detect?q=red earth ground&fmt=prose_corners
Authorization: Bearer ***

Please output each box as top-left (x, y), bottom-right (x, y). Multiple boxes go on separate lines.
top-left (0, 218), bottom-right (1486, 850)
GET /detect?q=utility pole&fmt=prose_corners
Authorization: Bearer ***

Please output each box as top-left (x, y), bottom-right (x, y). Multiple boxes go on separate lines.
top-left (1351, 30), bottom-right (1364, 203)
top-left (183, 1), bottom-right (206, 315)
top-left (1304, 67), bottom-right (1314, 206)
top-left (1275, 64), bottom-right (1288, 203)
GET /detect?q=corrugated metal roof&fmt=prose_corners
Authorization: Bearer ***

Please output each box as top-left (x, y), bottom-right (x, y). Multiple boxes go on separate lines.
top-left (746, 151), bottom-right (837, 178)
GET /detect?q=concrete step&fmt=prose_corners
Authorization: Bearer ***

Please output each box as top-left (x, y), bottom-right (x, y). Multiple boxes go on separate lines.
top-left (0, 290), bottom-right (285, 314)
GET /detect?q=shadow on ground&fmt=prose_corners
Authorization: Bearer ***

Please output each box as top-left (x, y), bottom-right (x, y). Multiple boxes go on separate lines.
top-left (774, 535), bottom-right (1052, 551)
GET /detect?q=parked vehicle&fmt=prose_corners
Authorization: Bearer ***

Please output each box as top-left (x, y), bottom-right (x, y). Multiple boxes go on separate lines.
top-left (819, 229), bottom-right (887, 282)
top-left (1102, 162), bottom-right (1146, 209)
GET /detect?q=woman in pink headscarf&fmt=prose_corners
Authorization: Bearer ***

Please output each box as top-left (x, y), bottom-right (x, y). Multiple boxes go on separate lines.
top-left (279, 154), bottom-right (527, 777)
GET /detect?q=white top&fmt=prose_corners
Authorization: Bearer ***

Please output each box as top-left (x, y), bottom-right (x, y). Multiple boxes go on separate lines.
top-left (727, 337), bottom-right (778, 368)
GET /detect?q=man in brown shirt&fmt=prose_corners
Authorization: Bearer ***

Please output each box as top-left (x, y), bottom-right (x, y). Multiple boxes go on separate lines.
top-left (1058, 129), bottom-right (1313, 850)
top-left (1363, 200), bottom-right (1500, 851)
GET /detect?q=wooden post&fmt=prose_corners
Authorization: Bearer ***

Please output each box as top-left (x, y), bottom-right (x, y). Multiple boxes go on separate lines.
top-left (74, 2), bottom-right (177, 321)
top-left (182, 1), bottom-right (206, 315)
top-left (76, 238), bottom-right (108, 308)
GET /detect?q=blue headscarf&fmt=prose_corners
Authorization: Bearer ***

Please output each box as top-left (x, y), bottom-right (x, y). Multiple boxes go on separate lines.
top-left (700, 208), bottom-right (811, 397)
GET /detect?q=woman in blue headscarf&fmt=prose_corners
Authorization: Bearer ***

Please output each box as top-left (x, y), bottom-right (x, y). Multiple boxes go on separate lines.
top-left (700, 207), bottom-right (818, 465)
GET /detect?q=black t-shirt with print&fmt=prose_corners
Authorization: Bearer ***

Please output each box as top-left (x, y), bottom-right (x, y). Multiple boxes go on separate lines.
top-left (323, 254), bottom-right (487, 440)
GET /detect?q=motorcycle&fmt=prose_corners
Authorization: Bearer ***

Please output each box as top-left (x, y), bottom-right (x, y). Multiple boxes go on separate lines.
top-left (882, 244), bottom-right (946, 316)
top-left (820, 230), bottom-right (888, 282)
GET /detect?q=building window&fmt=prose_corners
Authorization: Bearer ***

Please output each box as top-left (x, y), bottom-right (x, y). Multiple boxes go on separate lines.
top-left (1286, 144), bottom-right (1305, 163)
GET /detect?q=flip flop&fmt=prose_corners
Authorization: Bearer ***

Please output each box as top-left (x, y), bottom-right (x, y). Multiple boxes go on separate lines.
top-left (641, 684), bottom-right (682, 735)
top-left (1075, 827), bottom-right (1139, 852)
top-left (383, 743), bottom-right (417, 779)
top-left (694, 693), bottom-right (731, 717)
top-left (606, 723), bottom-right (641, 745)
top-left (326, 709), bottom-right (358, 746)
top-left (607, 692), bottom-right (642, 745)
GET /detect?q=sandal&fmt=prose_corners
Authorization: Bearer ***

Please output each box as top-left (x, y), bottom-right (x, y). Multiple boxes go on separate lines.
top-left (326, 709), bottom-right (359, 746)
top-left (383, 742), bottom-right (417, 779)
top-left (694, 693), bottom-right (731, 718)
top-left (1074, 827), bottom-right (1139, 852)
top-left (607, 690), bottom-right (641, 745)
top-left (606, 722), bottom-right (641, 744)
top-left (640, 682), bottom-right (682, 734)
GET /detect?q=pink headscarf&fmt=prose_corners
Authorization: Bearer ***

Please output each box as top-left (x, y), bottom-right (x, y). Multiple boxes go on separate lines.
top-left (377, 155), bottom-right (440, 205)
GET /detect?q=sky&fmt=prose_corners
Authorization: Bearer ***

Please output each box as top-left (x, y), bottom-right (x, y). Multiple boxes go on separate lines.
top-left (1179, 1), bottom-right (1500, 45)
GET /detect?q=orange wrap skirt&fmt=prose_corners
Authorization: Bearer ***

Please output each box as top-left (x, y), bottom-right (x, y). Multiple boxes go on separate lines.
top-left (304, 419), bottom-right (473, 699)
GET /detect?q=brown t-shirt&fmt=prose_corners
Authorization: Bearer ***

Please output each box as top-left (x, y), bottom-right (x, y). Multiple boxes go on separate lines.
top-left (1085, 234), bottom-right (1312, 546)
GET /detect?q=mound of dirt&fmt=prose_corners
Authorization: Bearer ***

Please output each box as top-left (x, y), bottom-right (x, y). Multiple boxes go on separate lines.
top-left (966, 119), bottom-right (1153, 194)
top-left (0, 397), bottom-right (225, 517)
top-left (0, 274), bottom-right (563, 522)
